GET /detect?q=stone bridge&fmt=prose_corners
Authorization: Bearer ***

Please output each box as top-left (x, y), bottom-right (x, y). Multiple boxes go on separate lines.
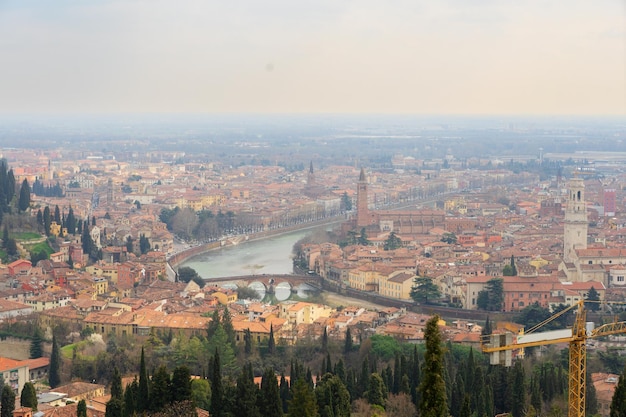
top-left (203, 274), bottom-right (322, 298)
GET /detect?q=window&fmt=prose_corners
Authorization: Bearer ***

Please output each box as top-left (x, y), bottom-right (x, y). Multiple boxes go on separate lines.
top-left (519, 302), bottom-right (524, 307)
top-left (618, 276), bottom-right (625, 282)
top-left (588, 261), bottom-right (593, 264)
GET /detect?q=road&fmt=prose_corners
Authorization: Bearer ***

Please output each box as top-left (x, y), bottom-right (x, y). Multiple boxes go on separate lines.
top-left (320, 291), bottom-right (387, 311)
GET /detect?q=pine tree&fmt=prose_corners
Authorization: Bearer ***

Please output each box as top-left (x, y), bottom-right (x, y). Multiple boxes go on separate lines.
top-left (49, 334), bottom-right (61, 388)
top-left (207, 309), bottom-right (220, 338)
top-left (1, 385), bottom-right (15, 417)
top-left (20, 382), bottom-right (37, 411)
top-left (29, 328), bottom-right (43, 359)
top-left (18, 179), bottom-right (30, 212)
top-left (77, 399), bottom-right (87, 417)
top-left (221, 307), bottom-right (235, 348)
top-left (137, 347), bottom-right (149, 413)
top-left (418, 315), bottom-right (448, 417)
top-left (288, 378), bottom-right (317, 417)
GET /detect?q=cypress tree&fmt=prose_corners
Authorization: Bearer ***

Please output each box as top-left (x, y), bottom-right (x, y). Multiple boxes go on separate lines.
top-left (279, 373), bottom-right (290, 414)
top-left (149, 365), bottom-right (171, 411)
top-left (244, 328), bottom-right (253, 354)
top-left (334, 359), bottom-right (346, 383)
top-left (20, 382), bottom-right (37, 411)
top-left (418, 315), bottom-right (448, 417)
top-left (268, 324), bottom-right (276, 354)
top-left (393, 352), bottom-right (401, 394)
top-left (344, 327), bottom-right (353, 353)
top-left (366, 372), bottom-right (386, 408)
top-left (43, 206), bottom-right (51, 235)
top-left (6, 169), bottom-right (15, 203)
top-left (510, 361), bottom-right (526, 417)
top-left (610, 365), bottom-right (626, 417)
top-left (137, 347), bottom-right (149, 413)
top-left (171, 365), bottom-right (192, 403)
top-left (322, 327), bottom-right (328, 352)
top-left (54, 205), bottom-right (61, 224)
top-left (288, 378), bottom-right (317, 417)
top-left (234, 363), bottom-right (259, 417)
top-left (1, 385), bottom-right (15, 417)
top-left (314, 374), bottom-right (350, 417)
top-left (587, 370), bottom-right (598, 416)
top-left (530, 374), bottom-right (542, 413)
top-left (210, 350), bottom-right (223, 417)
top-left (2, 225), bottom-right (8, 249)
top-left (18, 179), bottom-right (30, 212)
top-left (77, 399), bottom-right (87, 417)
top-left (110, 367), bottom-right (123, 400)
top-left (259, 367), bottom-right (283, 417)
top-left (325, 352), bottom-right (332, 374)
top-left (105, 398), bottom-right (123, 417)
top-left (49, 334), bottom-right (61, 388)
top-left (123, 380), bottom-right (138, 417)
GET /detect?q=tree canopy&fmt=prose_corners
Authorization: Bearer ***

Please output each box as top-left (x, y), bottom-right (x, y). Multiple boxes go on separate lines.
top-left (410, 276), bottom-right (441, 304)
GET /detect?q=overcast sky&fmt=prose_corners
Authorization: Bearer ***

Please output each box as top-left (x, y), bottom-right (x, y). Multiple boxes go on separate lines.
top-left (0, 0), bottom-right (624, 115)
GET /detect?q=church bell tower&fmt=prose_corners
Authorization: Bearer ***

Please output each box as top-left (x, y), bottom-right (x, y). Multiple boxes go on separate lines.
top-left (563, 177), bottom-right (588, 263)
top-left (356, 168), bottom-right (369, 227)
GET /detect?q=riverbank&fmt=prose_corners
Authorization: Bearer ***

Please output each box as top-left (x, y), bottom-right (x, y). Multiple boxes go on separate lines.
top-left (168, 215), bottom-right (347, 269)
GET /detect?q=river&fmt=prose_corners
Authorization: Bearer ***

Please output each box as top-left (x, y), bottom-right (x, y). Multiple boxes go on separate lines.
top-left (179, 229), bottom-right (313, 279)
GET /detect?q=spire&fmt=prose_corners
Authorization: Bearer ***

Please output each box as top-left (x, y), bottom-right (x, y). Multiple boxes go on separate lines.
top-left (359, 167), bottom-right (366, 182)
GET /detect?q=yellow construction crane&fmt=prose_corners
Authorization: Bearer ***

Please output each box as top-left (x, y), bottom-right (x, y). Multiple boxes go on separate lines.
top-left (481, 300), bottom-right (626, 417)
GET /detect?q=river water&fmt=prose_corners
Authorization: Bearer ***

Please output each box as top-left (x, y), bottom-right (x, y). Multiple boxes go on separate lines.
top-left (180, 229), bottom-right (313, 279)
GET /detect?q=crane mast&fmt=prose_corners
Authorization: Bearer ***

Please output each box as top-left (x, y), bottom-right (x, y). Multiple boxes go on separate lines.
top-left (481, 301), bottom-right (626, 417)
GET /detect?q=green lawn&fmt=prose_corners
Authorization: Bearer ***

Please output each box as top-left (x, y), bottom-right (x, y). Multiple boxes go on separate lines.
top-left (26, 241), bottom-right (55, 256)
top-left (12, 232), bottom-right (43, 241)
top-left (61, 344), bottom-right (76, 359)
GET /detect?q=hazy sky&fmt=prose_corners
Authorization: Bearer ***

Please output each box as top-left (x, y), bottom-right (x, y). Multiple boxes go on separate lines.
top-left (1, 0), bottom-right (624, 115)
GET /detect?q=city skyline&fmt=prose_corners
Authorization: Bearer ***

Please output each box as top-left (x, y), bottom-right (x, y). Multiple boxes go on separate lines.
top-left (0, 0), bottom-right (624, 116)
